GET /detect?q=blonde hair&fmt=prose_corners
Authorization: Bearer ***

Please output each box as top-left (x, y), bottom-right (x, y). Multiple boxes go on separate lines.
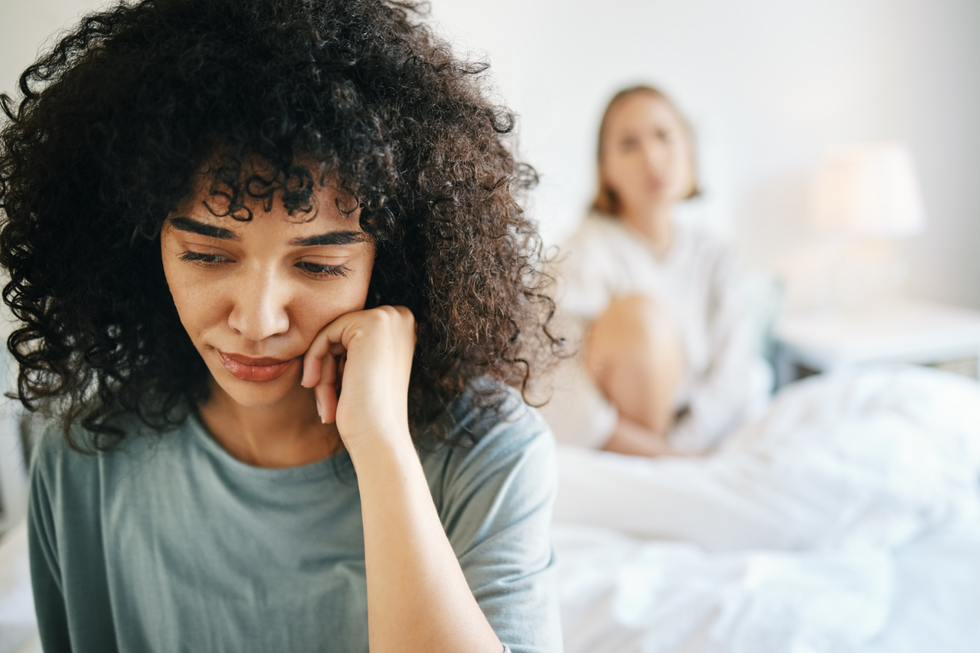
top-left (591, 85), bottom-right (701, 216)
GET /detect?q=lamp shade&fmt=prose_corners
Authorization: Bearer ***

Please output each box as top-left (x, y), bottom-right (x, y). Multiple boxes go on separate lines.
top-left (811, 141), bottom-right (927, 237)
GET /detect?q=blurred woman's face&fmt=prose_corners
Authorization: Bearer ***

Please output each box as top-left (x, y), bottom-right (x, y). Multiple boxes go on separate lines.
top-left (599, 93), bottom-right (695, 216)
top-left (161, 175), bottom-right (375, 409)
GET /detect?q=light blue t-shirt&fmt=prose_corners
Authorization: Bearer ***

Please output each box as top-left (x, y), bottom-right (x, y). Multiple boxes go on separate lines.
top-left (28, 387), bottom-right (562, 652)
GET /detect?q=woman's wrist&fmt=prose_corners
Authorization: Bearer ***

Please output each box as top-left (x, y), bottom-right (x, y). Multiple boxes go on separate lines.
top-left (343, 422), bottom-right (417, 473)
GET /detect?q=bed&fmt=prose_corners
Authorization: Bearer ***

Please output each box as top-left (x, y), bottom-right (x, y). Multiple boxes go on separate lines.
top-left (2, 366), bottom-right (979, 653)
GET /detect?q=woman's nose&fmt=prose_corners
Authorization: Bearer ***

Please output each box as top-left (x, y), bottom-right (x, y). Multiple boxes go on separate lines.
top-left (227, 269), bottom-right (290, 341)
top-left (643, 141), bottom-right (665, 170)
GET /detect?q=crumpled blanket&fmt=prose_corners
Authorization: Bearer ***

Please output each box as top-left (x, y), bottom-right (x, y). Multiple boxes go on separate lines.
top-left (553, 366), bottom-right (980, 653)
top-left (556, 524), bottom-right (892, 653)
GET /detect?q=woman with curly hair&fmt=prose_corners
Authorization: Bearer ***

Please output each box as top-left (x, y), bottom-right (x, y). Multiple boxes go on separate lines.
top-left (0, 0), bottom-right (562, 651)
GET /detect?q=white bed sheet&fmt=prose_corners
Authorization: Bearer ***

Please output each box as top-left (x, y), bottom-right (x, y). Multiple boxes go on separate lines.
top-left (862, 516), bottom-right (980, 653)
top-left (554, 515), bottom-right (980, 653)
top-left (554, 366), bottom-right (980, 653)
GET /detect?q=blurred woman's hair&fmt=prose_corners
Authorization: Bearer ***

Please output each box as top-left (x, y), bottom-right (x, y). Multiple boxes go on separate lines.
top-left (591, 85), bottom-right (702, 216)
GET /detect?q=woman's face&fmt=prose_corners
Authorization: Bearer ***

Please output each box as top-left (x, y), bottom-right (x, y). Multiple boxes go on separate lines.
top-left (161, 175), bottom-right (375, 409)
top-left (599, 93), bottom-right (695, 215)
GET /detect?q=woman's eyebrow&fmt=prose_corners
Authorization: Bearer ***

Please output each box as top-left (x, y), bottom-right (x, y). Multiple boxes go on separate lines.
top-left (290, 231), bottom-right (366, 247)
top-left (169, 216), bottom-right (239, 241)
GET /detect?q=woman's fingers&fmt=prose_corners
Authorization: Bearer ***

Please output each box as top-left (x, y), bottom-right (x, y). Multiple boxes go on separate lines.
top-left (320, 306), bottom-right (417, 448)
top-left (301, 306), bottom-right (416, 437)
top-left (315, 348), bottom-right (339, 424)
top-left (301, 328), bottom-right (335, 388)
top-left (303, 326), bottom-right (348, 424)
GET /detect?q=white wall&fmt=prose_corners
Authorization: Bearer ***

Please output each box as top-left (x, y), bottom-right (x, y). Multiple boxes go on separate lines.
top-left (429, 0), bottom-right (980, 309)
top-left (3, 0), bottom-right (979, 308)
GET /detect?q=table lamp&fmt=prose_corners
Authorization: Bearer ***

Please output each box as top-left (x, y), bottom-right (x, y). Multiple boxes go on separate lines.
top-left (810, 141), bottom-right (927, 312)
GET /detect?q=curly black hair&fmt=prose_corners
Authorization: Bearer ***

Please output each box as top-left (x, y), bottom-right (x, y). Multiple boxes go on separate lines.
top-left (0, 0), bottom-right (561, 450)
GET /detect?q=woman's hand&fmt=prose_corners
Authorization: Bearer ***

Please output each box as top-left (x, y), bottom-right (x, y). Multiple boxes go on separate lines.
top-left (302, 305), bottom-right (502, 653)
top-left (300, 305), bottom-right (416, 454)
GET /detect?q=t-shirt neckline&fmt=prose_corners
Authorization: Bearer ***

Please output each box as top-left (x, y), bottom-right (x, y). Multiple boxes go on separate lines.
top-left (185, 410), bottom-right (352, 484)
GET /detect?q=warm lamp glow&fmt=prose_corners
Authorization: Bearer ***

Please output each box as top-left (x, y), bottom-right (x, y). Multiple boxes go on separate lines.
top-left (811, 141), bottom-right (927, 238)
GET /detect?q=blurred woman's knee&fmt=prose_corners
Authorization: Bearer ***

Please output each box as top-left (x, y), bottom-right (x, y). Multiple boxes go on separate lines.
top-left (585, 295), bottom-right (681, 375)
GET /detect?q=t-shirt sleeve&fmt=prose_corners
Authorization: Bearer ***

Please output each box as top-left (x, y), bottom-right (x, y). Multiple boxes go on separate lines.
top-left (28, 434), bottom-right (74, 653)
top-left (425, 394), bottom-right (563, 653)
top-left (556, 217), bottom-right (623, 320)
top-left (27, 430), bottom-right (120, 653)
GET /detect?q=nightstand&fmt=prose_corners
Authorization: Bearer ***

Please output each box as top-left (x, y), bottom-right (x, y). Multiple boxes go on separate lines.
top-left (773, 300), bottom-right (980, 387)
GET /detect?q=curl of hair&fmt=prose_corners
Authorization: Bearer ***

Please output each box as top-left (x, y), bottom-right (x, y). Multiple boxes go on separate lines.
top-left (0, 0), bottom-right (563, 450)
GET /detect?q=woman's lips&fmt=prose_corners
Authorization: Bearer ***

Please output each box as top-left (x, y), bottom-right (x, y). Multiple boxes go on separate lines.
top-left (217, 351), bottom-right (296, 382)
top-left (646, 175), bottom-right (666, 191)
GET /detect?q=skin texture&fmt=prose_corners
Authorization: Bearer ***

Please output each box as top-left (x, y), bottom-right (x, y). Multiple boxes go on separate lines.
top-left (589, 91), bottom-right (697, 457)
top-left (161, 174), bottom-right (501, 652)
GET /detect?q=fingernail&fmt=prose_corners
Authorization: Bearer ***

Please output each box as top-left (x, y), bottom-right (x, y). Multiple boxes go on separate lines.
top-left (315, 396), bottom-right (326, 424)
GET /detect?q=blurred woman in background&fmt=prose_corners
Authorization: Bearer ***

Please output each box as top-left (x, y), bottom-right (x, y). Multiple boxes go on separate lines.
top-left (542, 85), bottom-right (770, 457)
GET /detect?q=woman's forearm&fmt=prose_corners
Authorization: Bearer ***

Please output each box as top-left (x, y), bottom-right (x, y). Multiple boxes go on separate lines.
top-left (304, 306), bottom-right (499, 650)
top-left (350, 434), bottom-right (502, 653)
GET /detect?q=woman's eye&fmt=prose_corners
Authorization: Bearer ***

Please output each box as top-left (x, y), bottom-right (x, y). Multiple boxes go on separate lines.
top-left (180, 251), bottom-right (227, 265)
top-left (296, 261), bottom-right (349, 277)
top-left (656, 129), bottom-right (673, 143)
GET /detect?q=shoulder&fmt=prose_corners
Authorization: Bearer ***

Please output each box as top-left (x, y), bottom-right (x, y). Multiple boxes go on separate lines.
top-left (424, 382), bottom-right (554, 474)
top-left (31, 422), bottom-right (98, 487)
top-left (30, 413), bottom-right (181, 496)
top-left (557, 213), bottom-right (645, 315)
top-left (419, 382), bottom-right (556, 516)
top-left (561, 212), bottom-right (632, 258)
